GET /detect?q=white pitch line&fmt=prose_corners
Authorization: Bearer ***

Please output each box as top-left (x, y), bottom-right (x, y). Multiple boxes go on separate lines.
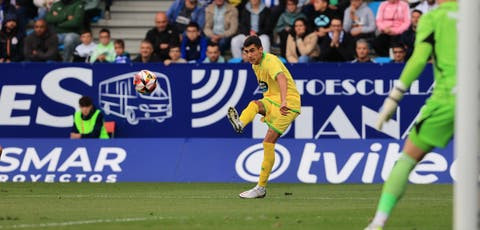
top-left (0, 216), bottom-right (165, 229)
top-left (3, 194), bottom-right (452, 201)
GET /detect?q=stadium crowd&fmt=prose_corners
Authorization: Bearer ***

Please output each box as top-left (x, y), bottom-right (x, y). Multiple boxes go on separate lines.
top-left (0, 0), bottom-right (435, 63)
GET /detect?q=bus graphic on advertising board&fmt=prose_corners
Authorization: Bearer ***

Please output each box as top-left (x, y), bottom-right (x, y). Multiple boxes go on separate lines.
top-left (98, 72), bottom-right (172, 125)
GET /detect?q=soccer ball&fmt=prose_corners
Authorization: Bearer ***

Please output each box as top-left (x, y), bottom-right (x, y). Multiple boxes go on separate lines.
top-left (133, 69), bottom-right (157, 94)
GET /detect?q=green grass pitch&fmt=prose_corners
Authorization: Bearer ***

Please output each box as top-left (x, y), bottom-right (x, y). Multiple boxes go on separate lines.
top-left (0, 183), bottom-right (451, 230)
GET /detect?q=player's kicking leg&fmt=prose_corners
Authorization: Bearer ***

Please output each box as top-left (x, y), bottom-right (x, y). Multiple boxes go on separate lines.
top-left (365, 138), bottom-right (431, 229)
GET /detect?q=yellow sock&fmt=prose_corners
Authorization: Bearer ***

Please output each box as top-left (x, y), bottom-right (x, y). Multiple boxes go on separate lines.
top-left (258, 142), bottom-right (275, 187)
top-left (239, 101), bottom-right (259, 127)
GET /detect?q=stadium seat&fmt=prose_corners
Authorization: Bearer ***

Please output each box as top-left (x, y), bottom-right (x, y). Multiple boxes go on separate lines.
top-left (228, 58), bottom-right (243, 63)
top-left (91, 15), bottom-right (101, 23)
top-left (373, 57), bottom-right (392, 63)
top-left (104, 121), bottom-right (116, 138)
top-left (368, 1), bottom-right (381, 17)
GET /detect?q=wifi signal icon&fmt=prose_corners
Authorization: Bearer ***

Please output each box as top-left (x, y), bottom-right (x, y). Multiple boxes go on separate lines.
top-left (191, 69), bottom-right (247, 128)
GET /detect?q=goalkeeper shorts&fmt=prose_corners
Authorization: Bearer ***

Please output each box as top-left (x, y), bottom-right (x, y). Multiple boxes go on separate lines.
top-left (408, 100), bottom-right (454, 151)
top-left (259, 98), bottom-right (299, 135)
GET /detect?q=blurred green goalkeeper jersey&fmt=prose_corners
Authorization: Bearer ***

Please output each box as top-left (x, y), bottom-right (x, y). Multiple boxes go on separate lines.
top-left (399, 1), bottom-right (457, 104)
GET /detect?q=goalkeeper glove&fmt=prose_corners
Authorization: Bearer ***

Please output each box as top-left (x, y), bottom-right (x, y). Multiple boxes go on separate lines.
top-left (375, 82), bottom-right (407, 131)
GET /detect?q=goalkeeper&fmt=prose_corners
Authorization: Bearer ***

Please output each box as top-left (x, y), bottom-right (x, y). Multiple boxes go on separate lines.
top-left (365, 0), bottom-right (457, 229)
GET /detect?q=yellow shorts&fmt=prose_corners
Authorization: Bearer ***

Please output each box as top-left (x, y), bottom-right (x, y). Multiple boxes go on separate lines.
top-left (259, 98), bottom-right (299, 135)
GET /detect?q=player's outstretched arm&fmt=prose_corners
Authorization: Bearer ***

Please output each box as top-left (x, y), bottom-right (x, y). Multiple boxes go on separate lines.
top-left (376, 14), bottom-right (434, 131)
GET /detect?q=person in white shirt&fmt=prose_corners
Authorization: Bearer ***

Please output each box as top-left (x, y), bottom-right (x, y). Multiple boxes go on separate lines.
top-left (73, 30), bottom-right (96, 62)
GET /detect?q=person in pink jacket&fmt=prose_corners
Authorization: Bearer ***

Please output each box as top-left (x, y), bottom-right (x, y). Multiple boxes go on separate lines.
top-left (373, 0), bottom-right (410, 56)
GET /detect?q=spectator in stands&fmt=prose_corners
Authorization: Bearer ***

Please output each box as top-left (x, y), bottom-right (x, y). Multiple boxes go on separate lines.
top-left (203, 42), bottom-right (225, 63)
top-left (262, 0), bottom-right (286, 26)
top-left (104, 0), bottom-right (112, 20)
top-left (145, 12), bottom-right (181, 62)
top-left (24, 19), bottom-right (59, 61)
top-left (167, 0), bottom-right (206, 33)
top-left (181, 22), bottom-right (207, 62)
top-left (0, 14), bottom-right (23, 62)
top-left (231, 0), bottom-right (272, 59)
top-left (45, 0), bottom-right (85, 62)
top-left (89, 28), bottom-right (115, 63)
top-left (198, 0), bottom-right (211, 8)
top-left (275, 0), bottom-right (305, 57)
top-left (351, 39), bottom-right (373, 63)
top-left (401, 9), bottom-right (421, 60)
top-left (343, 0), bottom-right (375, 40)
top-left (0, 0), bottom-right (16, 27)
top-left (83, 0), bottom-right (101, 30)
top-left (33, 0), bottom-right (58, 19)
top-left (373, 0), bottom-right (410, 57)
top-left (390, 43), bottom-right (406, 63)
top-left (13, 0), bottom-right (36, 36)
top-left (133, 40), bottom-right (160, 63)
top-left (73, 29), bottom-right (96, 62)
top-left (71, 96), bottom-right (109, 139)
top-left (328, 0), bottom-right (350, 19)
top-left (203, 0), bottom-right (238, 53)
top-left (319, 17), bottom-right (354, 62)
top-left (286, 17), bottom-right (319, 63)
top-left (164, 44), bottom-right (187, 65)
top-left (414, 0), bottom-right (436, 14)
top-left (114, 39), bottom-right (130, 64)
top-left (303, 0), bottom-right (338, 44)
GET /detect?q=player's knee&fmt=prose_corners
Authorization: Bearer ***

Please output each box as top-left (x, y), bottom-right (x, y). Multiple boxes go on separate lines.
top-left (252, 100), bottom-right (265, 114)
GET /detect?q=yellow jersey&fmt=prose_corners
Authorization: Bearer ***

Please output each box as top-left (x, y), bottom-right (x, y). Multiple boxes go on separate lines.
top-left (252, 53), bottom-right (301, 113)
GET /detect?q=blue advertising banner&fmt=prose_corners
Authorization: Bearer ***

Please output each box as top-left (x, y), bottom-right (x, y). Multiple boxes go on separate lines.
top-left (0, 138), bottom-right (453, 184)
top-left (0, 63), bottom-right (433, 138)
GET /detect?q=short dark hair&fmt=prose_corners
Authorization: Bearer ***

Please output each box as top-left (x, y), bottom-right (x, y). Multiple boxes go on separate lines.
top-left (287, 0), bottom-right (299, 5)
top-left (80, 29), bottom-right (92, 35)
top-left (243, 35), bottom-right (262, 49)
top-left (169, 43), bottom-right (181, 50)
top-left (79, 96), bottom-right (93, 107)
top-left (186, 22), bottom-right (200, 30)
top-left (391, 43), bottom-right (406, 50)
top-left (207, 41), bottom-right (219, 49)
top-left (114, 39), bottom-right (125, 48)
top-left (412, 9), bottom-right (423, 15)
top-left (99, 28), bottom-right (110, 36)
top-left (331, 16), bottom-right (343, 23)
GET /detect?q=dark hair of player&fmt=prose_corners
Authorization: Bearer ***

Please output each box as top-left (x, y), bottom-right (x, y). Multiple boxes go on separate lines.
top-left (243, 35), bottom-right (262, 49)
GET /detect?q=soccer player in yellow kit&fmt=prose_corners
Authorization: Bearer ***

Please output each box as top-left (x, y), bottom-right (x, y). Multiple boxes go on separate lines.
top-left (227, 35), bottom-right (301, 198)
